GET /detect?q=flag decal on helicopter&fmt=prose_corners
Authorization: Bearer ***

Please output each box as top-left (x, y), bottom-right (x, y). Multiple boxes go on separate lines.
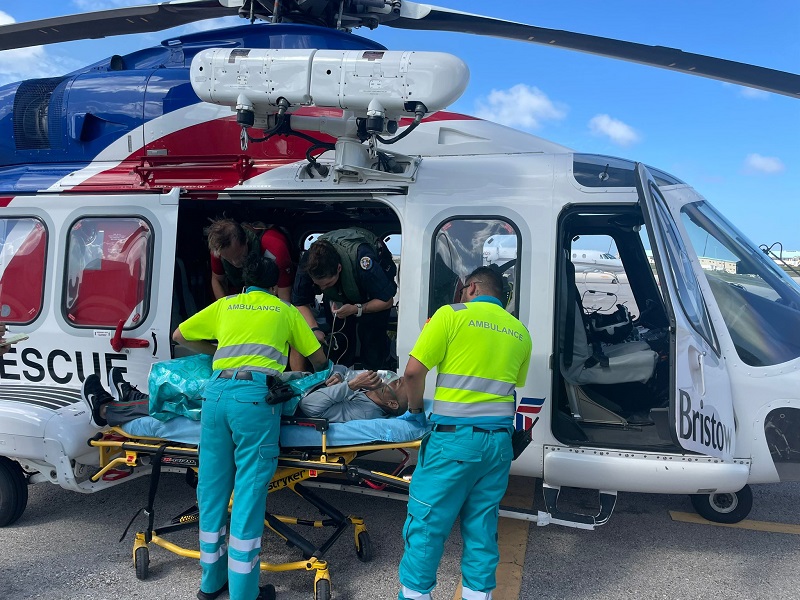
top-left (515, 396), bottom-right (545, 431)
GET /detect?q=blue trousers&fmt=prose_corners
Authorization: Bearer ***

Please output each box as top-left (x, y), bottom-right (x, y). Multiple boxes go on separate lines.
top-left (197, 371), bottom-right (281, 600)
top-left (398, 427), bottom-right (512, 600)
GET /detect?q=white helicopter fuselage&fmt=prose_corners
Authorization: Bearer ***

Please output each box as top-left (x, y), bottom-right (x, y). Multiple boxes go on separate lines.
top-left (1, 99), bottom-right (798, 527)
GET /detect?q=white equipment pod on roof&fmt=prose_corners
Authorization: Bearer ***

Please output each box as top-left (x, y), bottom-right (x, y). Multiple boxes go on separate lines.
top-left (190, 48), bottom-right (469, 119)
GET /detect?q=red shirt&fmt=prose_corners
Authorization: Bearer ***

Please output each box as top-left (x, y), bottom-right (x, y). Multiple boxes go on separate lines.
top-left (210, 229), bottom-right (295, 289)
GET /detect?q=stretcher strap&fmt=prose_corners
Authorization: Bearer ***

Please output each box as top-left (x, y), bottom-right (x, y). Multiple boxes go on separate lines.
top-left (118, 443), bottom-right (170, 543)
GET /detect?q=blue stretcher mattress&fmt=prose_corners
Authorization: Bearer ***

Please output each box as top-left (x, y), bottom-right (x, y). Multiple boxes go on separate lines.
top-left (120, 411), bottom-right (430, 448)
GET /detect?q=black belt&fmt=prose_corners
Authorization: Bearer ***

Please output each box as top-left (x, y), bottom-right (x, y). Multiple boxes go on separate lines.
top-left (433, 424), bottom-right (509, 434)
top-left (218, 369), bottom-right (254, 380)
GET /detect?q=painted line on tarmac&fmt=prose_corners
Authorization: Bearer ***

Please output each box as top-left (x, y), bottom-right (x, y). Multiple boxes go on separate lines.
top-left (452, 476), bottom-right (536, 600)
top-left (670, 511), bottom-right (800, 534)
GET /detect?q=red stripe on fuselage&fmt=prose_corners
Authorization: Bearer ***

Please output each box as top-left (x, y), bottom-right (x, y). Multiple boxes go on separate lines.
top-left (69, 109), bottom-right (478, 193)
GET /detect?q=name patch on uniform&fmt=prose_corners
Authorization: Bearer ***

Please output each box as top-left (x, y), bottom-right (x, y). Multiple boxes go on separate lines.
top-left (360, 256), bottom-right (373, 270)
top-left (227, 304), bottom-right (281, 312)
top-left (468, 319), bottom-right (524, 340)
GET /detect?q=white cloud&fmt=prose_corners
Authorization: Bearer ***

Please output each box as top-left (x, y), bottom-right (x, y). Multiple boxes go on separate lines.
top-left (588, 114), bottom-right (640, 147)
top-left (474, 84), bottom-right (567, 130)
top-left (740, 87), bottom-right (770, 100)
top-left (0, 11), bottom-right (83, 86)
top-left (744, 153), bottom-right (785, 175)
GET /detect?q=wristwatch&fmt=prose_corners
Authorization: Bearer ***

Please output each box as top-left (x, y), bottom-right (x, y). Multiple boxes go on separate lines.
top-left (355, 303), bottom-right (363, 317)
top-left (409, 408), bottom-right (424, 414)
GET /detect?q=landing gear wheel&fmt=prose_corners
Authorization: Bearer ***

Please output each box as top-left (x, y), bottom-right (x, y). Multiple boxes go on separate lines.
top-left (315, 579), bottom-right (331, 600)
top-left (356, 530), bottom-right (373, 562)
top-left (690, 484), bottom-right (753, 524)
top-left (0, 457), bottom-right (28, 527)
top-left (259, 583), bottom-right (276, 600)
top-left (134, 546), bottom-right (150, 580)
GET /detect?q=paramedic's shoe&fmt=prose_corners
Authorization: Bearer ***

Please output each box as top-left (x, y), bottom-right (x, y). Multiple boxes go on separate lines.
top-left (81, 374), bottom-right (113, 427)
top-left (257, 584), bottom-right (277, 600)
top-left (197, 582), bottom-right (228, 600)
top-left (108, 367), bottom-right (148, 404)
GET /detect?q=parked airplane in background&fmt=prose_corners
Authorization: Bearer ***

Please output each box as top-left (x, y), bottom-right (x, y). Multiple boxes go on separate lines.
top-left (1, 3), bottom-right (799, 580)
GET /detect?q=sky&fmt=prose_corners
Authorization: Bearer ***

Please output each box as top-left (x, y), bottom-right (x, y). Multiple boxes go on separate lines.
top-left (0, 1), bottom-right (798, 250)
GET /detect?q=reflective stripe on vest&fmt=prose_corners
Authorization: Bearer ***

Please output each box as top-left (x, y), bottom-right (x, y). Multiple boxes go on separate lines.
top-left (436, 373), bottom-right (515, 397)
top-left (431, 398), bottom-right (515, 417)
top-left (214, 343), bottom-right (288, 368)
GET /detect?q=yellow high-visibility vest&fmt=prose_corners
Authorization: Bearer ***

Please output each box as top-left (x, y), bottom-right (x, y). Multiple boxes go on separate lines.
top-left (179, 289), bottom-right (320, 373)
top-left (410, 300), bottom-right (532, 418)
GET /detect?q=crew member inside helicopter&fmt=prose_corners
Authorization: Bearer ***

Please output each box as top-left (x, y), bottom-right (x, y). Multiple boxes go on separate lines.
top-left (206, 217), bottom-right (295, 302)
top-left (292, 228), bottom-right (397, 371)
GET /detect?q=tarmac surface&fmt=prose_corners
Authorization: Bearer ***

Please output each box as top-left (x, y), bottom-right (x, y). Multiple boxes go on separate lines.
top-left (1, 471), bottom-right (800, 600)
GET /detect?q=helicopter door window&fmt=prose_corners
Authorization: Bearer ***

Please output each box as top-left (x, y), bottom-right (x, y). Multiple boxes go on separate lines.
top-left (429, 218), bottom-right (520, 317)
top-left (650, 186), bottom-right (717, 352)
top-left (0, 217), bottom-right (47, 325)
top-left (680, 201), bottom-right (800, 367)
top-left (64, 217), bottom-right (153, 329)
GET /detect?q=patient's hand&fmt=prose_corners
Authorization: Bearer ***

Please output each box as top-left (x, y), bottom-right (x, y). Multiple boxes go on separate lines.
top-left (348, 370), bottom-right (381, 391)
top-left (325, 373), bottom-right (344, 386)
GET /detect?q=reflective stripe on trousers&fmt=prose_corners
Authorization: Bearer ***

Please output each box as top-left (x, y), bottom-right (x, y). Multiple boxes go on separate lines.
top-left (399, 586), bottom-right (432, 600)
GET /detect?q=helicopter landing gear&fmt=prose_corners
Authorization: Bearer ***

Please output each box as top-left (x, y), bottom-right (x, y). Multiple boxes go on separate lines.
top-left (689, 484), bottom-right (753, 524)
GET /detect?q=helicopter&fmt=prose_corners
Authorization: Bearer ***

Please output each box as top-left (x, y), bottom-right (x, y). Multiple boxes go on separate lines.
top-left (0, 0), bottom-right (799, 534)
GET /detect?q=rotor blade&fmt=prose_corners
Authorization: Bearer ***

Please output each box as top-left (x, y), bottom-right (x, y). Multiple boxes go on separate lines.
top-left (0, 0), bottom-right (240, 51)
top-left (389, 4), bottom-right (800, 98)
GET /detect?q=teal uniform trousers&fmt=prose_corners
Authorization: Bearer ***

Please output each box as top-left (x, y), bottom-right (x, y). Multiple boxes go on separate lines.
top-left (198, 370), bottom-right (281, 600)
top-left (398, 426), bottom-right (513, 600)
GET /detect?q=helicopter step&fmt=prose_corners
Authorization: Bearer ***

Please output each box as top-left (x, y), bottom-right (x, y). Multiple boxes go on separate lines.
top-left (498, 484), bottom-right (617, 530)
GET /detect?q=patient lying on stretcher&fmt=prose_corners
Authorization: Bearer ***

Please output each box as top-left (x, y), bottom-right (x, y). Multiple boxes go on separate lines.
top-left (81, 366), bottom-right (408, 428)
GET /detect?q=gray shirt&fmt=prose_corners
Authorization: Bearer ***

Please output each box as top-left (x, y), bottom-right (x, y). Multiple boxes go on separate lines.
top-left (298, 382), bottom-right (388, 423)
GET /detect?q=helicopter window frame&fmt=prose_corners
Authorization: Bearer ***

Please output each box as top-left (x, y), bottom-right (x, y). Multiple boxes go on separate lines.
top-left (62, 215), bottom-right (155, 331)
top-left (0, 216), bottom-right (48, 326)
top-left (648, 182), bottom-right (720, 356)
top-left (428, 216), bottom-right (521, 318)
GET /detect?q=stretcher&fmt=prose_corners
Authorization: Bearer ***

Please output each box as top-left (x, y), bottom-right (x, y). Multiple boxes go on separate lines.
top-left (88, 412), bottom-right (429, 600)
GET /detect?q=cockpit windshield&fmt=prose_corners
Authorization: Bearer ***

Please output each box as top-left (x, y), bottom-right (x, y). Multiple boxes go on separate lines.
top-left (680, 201), bottom-right (800, 367)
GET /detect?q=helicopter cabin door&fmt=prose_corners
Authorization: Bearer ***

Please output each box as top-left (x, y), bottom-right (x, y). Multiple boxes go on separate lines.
top-left (0, 189), bottom-right (178, 392)
top-left (636, 164), bottom-right (735, 460)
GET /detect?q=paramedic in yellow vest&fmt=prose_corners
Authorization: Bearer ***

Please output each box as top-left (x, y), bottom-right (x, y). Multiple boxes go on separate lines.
top-left (173, 256), bottom-right (328, 600)
top-left (397, 266), bottom-right (532, 600)
top-left (292, 228), bottom-right (397, 370)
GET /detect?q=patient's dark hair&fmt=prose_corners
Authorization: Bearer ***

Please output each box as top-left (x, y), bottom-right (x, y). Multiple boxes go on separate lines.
top-left (465, 266), bottom-right (504, 300)
top-left (243, 256), bottom-right (279, 290)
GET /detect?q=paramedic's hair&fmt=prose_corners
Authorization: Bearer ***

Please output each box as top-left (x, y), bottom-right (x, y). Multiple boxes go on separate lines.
top-left (205, 218), bottom-right (246, 255)
top-left (243, 256), bottom-right (279, 290)
top-left (465, 266), bottom-right (504, 300)
top-left (301, 239), bottom-right (340, 280)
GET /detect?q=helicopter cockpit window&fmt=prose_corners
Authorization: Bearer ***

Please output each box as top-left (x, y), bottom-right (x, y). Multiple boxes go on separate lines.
top-left (429, 218), bottom-right (520, 317)
top-left (680, 201), bottom-right (800, 367)
top-left (573, 154), bottom-right (684, 189)
top-left (0, 218), bottom-right (47, 325)
top-left (64, 217), bottom-right (152, 329)
top-left (651, 187), bottom-right (717, 352)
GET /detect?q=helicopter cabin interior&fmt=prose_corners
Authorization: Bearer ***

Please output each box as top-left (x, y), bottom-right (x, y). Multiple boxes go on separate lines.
top-left (551, 203), bottom-right (679, 452)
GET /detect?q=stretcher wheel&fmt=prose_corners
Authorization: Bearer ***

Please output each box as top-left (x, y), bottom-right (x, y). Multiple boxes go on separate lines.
top-left (135, 546), bottom-right (150, 580)
top-left (314, 579), bottom-right (331, 600)
top-left (0, 457), bottom-right (28, 527)
top-left (355, 531), bottom-right (373, 562)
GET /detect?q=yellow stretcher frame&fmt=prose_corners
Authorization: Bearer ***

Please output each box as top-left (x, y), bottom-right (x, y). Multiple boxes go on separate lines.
top-left (89, 420), bottom-right (419, 600)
